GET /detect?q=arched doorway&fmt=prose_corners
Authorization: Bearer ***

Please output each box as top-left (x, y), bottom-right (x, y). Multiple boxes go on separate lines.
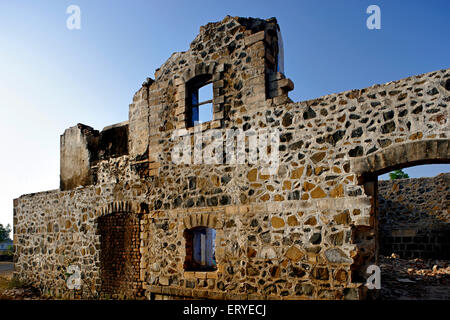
top-left (97, 207), bottom-right (142, 298)
top-left (352, 139), bottom-right (450, 299)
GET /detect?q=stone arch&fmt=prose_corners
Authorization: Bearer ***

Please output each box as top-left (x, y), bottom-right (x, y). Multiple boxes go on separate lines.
top-left (181, 61), bottom-right (218, 83)
top-left (174, 62), bottom-right (226, 130)
top-left (349, 138), bottom-right (450, 292)
top-left (182, 212), bottom-right (220, 229)
top-left (95, 200), bottom-right (136, 217)
top-left (351, 139), bottom-right (450, 182)
top-left (95, 201), bottom-right (142, 297)
top-left (182, 213), bottom-right (221, 272)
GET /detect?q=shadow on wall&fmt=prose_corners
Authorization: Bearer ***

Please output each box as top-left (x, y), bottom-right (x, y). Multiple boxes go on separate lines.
top-left (378, 173), bottom-right (450, 259)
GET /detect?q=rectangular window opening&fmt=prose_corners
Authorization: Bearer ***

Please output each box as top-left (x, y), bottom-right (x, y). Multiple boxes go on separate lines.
top-left (184, 227), bottom-right (217, 271)
top-left (187, 79), bottom-right (214, 127)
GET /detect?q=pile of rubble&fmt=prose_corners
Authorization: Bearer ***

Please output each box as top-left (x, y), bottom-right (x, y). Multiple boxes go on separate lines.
top-left (0, 272), bottom-right (45, 300)
top-left (379, 254), bottom-right (450, 300)
top-left (0, 287), bottom-right (43, 300)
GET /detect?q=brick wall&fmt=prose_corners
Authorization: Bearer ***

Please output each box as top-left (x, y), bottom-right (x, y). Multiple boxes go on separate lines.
top-left (378, 173), bottom-right (450, 259)
top-left (98, 212), bottom-right (142, 298)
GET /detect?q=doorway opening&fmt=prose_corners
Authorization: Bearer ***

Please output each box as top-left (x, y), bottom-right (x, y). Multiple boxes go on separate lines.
top-left (375, 164), bottom-right (450, 299)
top-left (98, 212), bottom-right (142, 297)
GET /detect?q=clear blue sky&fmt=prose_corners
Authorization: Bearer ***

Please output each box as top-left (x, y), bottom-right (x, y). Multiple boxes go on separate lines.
top-left (0, 0), bottom-right (449, 229)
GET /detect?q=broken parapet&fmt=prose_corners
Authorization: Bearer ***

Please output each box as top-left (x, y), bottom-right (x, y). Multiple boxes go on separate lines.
top-left (60, 122), bottom-right (129, 190)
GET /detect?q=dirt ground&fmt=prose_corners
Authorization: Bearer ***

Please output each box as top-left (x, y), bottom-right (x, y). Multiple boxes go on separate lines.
top-left (0, 262), bottom-right (42, 300)
top-left (379, 254), bottom-right (450, 300)
top-left (0, 262), bottom-right (14, 278)
top-left (1, 258), bottom-right (449, 300)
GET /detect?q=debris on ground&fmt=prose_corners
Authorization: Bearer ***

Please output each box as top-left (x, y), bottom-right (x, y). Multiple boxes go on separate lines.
top-left (1, 256), bottom-right (449, 300)
top-left (0, 272), bottom-right (45, 300)
top-left (379, 254), bottom-right (450, 300)
top-left (0, 286), bottom-right (44, 300)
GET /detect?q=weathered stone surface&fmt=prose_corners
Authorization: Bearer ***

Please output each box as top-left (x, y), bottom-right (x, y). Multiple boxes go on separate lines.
top-left (304, 216), bottom-right (317, 226)
top-left (271, 216), bottom-right (285, 229)
top-left (334, 211), bottom-right (350, 225)
top-left (60, 124), bottom-right (97, 191)
top-left (287, 215), bottom-right (299, 226)
top-left (378, 173), bottom-right (450, 259)
top-left (247, 169), bottom-right (257, 182)
top-left (324, 248), bottom-right (352, 264)
top-left (291, 167), bottom-right (304, 179)
top-left (312, 267), bottom-right (329, 280)
top-left (311, 187), bottom-right (326, 198)
top-left (259, 247), bottom-right (277, 260)
top-left (285, 245), bottom-right (304, 262)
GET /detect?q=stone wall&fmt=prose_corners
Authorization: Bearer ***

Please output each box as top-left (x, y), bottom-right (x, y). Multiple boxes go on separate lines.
top-left (60, 124), bottom-right (97, 191)
top-left (378, 173), bottom-right (450, 259)
top-left (13, 16), bottom-right (450, 300)
top-left (60, 122), bottom-right (129, 191)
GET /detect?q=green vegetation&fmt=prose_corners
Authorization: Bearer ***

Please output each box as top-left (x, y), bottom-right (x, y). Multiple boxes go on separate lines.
top-left (0, 224), bottom-right (11, 242)
top-left (389, 169), bottom-right (410, 180)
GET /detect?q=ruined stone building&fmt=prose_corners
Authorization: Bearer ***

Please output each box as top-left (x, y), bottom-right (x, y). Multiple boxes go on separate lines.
top-left (13, 16), bottom-right (449, 300)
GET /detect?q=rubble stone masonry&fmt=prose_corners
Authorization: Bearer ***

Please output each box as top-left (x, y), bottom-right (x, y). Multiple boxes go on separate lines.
top-left (378, 173), bottom-right (450, 259)
top-left (12, 16), bottom-right (450, 300)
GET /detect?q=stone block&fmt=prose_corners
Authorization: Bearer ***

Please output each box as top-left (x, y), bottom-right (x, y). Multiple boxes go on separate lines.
top-left (437, 139), bottom-right (449, 159)
top-left (174, 77), bottom-right (184, 87)
top-left (213, 95), bottom-right (225, 105)
top-left (194, 272), bottom-right (207, 279)
top-left (285, 245), bottom-right (304, 262)
top-left (244, 30), bottom-right (265, 47)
